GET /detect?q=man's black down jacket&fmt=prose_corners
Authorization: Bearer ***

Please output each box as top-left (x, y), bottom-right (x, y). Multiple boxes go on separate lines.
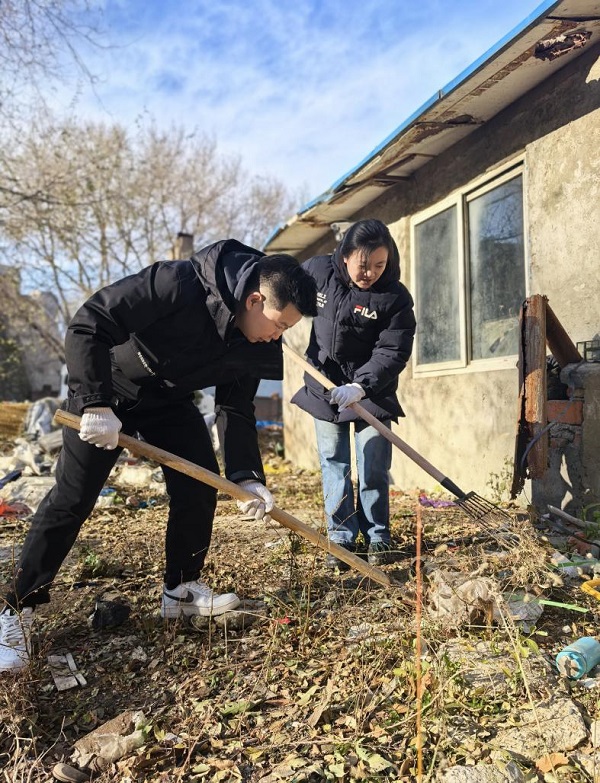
top-left (291, 248), bottom-right (416, 423)
top-left (64, 239), bottom-right (282, 483)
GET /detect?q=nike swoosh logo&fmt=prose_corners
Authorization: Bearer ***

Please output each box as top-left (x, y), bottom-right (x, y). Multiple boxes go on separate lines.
top-left (163, 589), bottom-right (195, 603)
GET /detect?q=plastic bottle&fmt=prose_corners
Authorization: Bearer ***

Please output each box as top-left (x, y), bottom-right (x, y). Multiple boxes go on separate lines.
top-left (550, 551), bottom-right (579, 578)
top-left (555, 636), bottom-right (600, 679)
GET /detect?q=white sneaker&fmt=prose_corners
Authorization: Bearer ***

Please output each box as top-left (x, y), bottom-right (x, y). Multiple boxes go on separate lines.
top-left (0, 607), bottom-right (34, 672)
top-left (161, 581), bottom-right (240, 618)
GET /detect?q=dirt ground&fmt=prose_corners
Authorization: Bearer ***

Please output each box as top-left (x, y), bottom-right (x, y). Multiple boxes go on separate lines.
top-left (0, 427), bottom-right (599, 782)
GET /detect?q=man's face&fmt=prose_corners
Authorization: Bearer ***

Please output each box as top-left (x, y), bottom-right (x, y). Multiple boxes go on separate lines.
top-left (237, 289), bottom-right (302, 343)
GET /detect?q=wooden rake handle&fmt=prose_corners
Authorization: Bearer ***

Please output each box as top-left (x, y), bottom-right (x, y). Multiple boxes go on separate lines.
top-left (54, 409), bottom-right (392, 587)
top-left (283, 342), bottom-right (463, 495)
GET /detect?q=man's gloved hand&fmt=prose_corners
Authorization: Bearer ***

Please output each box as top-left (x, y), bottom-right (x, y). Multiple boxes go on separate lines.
top-left (79, 407), bottom-right (122, 450)
top-left (237, 480), bottom-right (274, 520)
top-left (329, 383), bottom-right (365, 411)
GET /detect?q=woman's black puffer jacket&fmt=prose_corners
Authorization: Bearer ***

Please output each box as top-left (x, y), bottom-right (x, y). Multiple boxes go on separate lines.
top-left (291, 245), bottom-right (416, 423)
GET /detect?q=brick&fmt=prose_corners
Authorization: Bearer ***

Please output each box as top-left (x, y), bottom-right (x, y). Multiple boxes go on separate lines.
top-left (547, 400), bottom-right (583, 425)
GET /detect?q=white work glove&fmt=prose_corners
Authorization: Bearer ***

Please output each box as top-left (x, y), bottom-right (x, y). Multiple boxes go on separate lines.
top-left (79, 407), bottom-right (122, 450)
top-left (237, 480), bottom-right (274, 520)
top-left (329, 383), bottom-right (365, 411)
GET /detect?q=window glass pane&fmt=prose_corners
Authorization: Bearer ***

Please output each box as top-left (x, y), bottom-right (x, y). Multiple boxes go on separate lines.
top-left (415, 206), bottom-right (460, 364)
top-left (468, 175), bottom-right (524, 359)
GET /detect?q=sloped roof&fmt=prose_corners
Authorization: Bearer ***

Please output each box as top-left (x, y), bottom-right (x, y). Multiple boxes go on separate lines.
top-left (264, 0), bottom-right (600, 255)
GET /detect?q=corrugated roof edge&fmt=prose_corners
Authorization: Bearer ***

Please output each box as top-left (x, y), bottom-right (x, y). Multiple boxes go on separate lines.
top-left (263, 0), bottom-right (562, 250)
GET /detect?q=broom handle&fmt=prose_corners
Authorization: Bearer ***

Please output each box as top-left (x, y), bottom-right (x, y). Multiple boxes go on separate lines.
top-left (54, 409), bottom-right (392, 587)
top-left (282, 343), bottom-right (466, 499)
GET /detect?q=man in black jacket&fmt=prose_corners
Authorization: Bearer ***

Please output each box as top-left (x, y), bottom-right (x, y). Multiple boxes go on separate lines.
top-left (0, 239), bottom-right (317, 673)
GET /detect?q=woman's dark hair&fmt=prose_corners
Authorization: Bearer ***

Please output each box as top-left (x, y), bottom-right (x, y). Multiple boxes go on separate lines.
top-left (337, 219), bottom-right (401, 284)
top-left (243, 254), bottom-right (318, 317)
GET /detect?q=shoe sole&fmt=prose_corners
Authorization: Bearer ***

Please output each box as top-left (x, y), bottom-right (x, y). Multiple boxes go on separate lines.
top-left (52, 763), bottom-right (91, 783)
top-left (161, 595), bottom-right (241, 618)
top-left (0, 655), bottom-right (30, 673)
top-left (325, 560), bottom-right (351, 572)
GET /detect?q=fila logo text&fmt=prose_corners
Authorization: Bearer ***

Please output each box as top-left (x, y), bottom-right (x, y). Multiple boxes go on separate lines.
top-left (353, 305), bottom-right (378, 320)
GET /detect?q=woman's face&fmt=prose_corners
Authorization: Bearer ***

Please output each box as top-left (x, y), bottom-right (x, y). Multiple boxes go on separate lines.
top-left (343, 245), bottom-right (388, 289)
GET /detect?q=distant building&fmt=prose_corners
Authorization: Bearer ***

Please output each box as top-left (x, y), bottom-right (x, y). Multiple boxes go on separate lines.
top-left (0, 266), bottom-right (63, 400)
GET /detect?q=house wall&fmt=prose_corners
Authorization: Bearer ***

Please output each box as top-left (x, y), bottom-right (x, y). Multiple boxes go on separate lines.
top-left (284, 42), bottom-right (600, 501)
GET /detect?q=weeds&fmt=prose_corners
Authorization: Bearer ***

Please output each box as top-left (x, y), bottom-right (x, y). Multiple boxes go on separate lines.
top-left (0, 459), bottom-right (598, 780)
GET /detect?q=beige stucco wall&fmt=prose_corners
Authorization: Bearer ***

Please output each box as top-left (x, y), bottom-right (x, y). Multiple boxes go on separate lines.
top-left (283, 42), bottom-right (600, 502)
top-left (527, 111), bottom-right (600, 343)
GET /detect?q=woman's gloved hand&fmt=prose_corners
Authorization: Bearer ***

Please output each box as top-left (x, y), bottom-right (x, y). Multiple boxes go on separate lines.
top-left (79, 407), bottom-right (122, 450)
top-left (329, 383), bottom-right (365, 411)
top-left (236, 480), bottom-right (274, 520)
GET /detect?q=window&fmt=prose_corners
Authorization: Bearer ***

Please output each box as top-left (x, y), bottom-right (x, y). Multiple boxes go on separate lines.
top-left (412, 166), bottom-right (526, 372)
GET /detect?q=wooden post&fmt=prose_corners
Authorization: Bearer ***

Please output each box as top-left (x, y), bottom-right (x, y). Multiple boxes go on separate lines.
top-left (523, 295), bottom-right (548, 477)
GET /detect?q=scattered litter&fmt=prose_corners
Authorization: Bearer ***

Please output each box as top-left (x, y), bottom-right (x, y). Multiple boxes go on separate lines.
top-left (418, 494), bottom-right (455, 508)
top-left (4, 476), bottom-right (56, 514)
top-left (48, 652), bottom-right (87, 691)
top-left (581, 578), bottom-right (600, 601)
top-left (426, 570), bottom-right (497, 627)
top-left (9, 438), bottom-right (46, 475)
top-left (578, 677), bottom-right (600, 689)
top-left (116, 465), bottom-right (156, 487)
top-left (0, 498), bottom-right (32, 518)
top-left (346, 622), bottom-right (374, 642)
top-left (88, 592), bottom-right (131, 630)
top-left (0, 469), bottom-right (22, 490)
top-left (70, 709), bottom-right (147, 771)
top-left (536, 597), bottom-right (588, 613)
top-left (24, 397), bottom-right (60, 438)
top-left (570, 554), bottom-right (600, 576)
top-left (38, 429), bottom-right (63, 453)
top-left (550, 551), bottom-right (579, 578)
top-left (95, 487), bottom-right (117, 508)
top-left (556, 636), bottom-right (600, 679)
top-left (501, 592), bottom-right (544, 632)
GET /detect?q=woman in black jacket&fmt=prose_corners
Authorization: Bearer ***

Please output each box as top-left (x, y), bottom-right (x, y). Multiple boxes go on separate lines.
top-left (292, 220), bottom-right (416, 569)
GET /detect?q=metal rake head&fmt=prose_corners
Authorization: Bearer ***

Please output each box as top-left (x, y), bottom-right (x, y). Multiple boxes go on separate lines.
top-left (455, 492), bottom-right (520, 548)
top-left (456, 491), bottom-right (512, 523)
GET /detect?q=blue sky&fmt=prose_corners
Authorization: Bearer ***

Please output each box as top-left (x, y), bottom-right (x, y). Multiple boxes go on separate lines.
top-left (59, 0), bottom-right (549, 206)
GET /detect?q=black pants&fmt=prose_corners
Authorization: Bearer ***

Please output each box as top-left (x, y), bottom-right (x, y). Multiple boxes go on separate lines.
top-left (7, 394), bottom-right (219, 609)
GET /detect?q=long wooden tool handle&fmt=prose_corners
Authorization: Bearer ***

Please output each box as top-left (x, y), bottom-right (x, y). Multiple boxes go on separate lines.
top-left (54, 409), bottom-right (392, 587)
top-left (282, 342), bottom-right (466, 498)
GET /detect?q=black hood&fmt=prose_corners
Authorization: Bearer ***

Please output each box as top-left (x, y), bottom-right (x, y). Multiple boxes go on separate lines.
top-left (190, 239), bottom-right (265, 341)
top-left (331, 241), bottom-right (401, 292)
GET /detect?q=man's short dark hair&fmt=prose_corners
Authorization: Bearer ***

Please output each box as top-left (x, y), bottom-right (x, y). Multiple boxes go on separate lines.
top-left (245, 254), bottom-right (317, 317)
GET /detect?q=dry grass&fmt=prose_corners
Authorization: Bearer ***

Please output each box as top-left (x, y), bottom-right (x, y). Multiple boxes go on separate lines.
top-left (0, 437), bottom-right (598, 781)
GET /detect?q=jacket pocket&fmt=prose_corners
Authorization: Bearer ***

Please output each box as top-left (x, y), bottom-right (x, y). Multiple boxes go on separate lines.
top-left (112, 341), bottom-right (157, 385)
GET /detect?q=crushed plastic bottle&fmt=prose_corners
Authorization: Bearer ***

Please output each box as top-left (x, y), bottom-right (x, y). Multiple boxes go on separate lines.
top-left (556, 636), bottom-right (600, 679)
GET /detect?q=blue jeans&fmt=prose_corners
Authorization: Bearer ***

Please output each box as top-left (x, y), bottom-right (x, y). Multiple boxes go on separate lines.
top-left (314, 418), bottom-right (392, 547)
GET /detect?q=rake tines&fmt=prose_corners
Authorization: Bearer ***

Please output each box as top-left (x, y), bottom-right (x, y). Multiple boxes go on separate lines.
top-left (455, 491), bottom-right (512, 524)
top-left (455, 491), bottom-right (520, 548)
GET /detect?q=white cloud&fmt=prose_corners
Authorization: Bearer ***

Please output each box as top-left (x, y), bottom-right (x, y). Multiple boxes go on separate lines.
top-left (54, 0), bottom-right (544, 203)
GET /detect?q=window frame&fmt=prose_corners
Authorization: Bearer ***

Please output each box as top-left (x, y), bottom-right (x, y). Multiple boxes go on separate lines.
top-left (410, 157), bottom-right (529, 377)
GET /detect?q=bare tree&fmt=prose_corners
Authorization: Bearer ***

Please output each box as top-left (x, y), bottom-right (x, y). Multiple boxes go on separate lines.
top-left (0, 0), bottom-right (102, 122)
top-left (0, 118), bottom-right (297, 335)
